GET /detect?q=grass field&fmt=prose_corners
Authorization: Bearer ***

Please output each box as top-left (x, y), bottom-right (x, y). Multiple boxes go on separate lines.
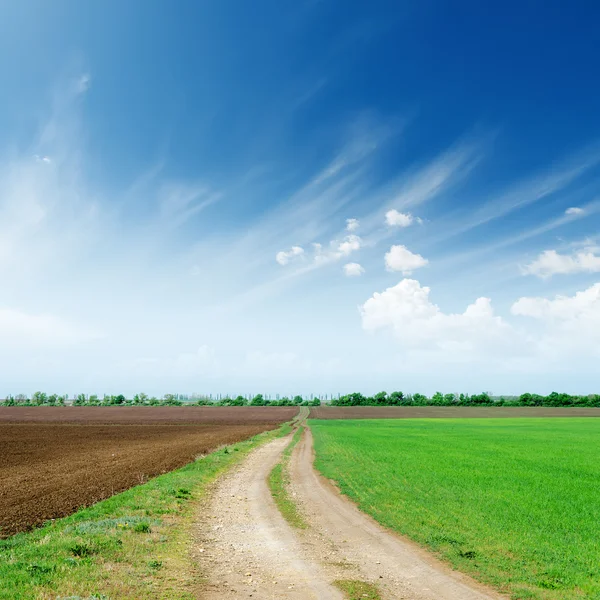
top-left (310, 418), bottom-right (600, 600)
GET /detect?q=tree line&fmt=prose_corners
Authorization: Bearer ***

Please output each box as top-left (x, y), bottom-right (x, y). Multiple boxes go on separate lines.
top-left (330, 391), bottom-right (600, 407)
top-left (3, 391), bottom-right (599, 408)
top-left (0, 392), bottom-right (321, 407)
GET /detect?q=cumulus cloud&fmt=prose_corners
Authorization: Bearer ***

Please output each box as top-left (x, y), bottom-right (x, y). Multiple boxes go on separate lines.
top-left (384, 245), bottom-right (428, 274)
top-left (511, 283), bottom-right (600, 360)
top-left (337, 234), bottom-right (361, 255)
top-left (360, 279), bottom-right (517, 355)
top-left (385, 209), bottom-right (414, 227)
top-left (522, 249), bottom-right (600, 278)
top-left (276, 245), bottom-right (304, 265)
top-left (511, 283), bottom-right (600, 321)
top-left (565, 207), bottom-right (584, 216)
top-left (313, 235), bottom-right (362, 266)
top-left (346, 218), bottom-right (359, 232)
top-left (343, 262), bottom-right (365, 277)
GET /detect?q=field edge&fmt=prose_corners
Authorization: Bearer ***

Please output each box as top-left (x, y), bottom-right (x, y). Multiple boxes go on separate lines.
top-left (0, 424), bottom-right (287, 600)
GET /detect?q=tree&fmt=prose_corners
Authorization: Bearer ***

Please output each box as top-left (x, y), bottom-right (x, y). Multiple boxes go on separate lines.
top-left (32, 391), bottom-right (48, 406)
top-left (389, 391), bottom-right (405, 405)
top-left (231, 396), bottom-right (248, 406)
top-left (251, 394), bottom-right (266, 406)
top-left (412, 393), bottom-right (428, 405)
top-left (431, 392), bottom-right (444, 405)
top-left (373, 391), bottom-right (388, 405)
top-left (162, 394), bottom-right (182, 406)
top-left (310, 398), bottom-right (321, 406)
top-left (74, 393), bottom-right (87, 406)
top-left (293, 395), bottom-right (304, 405)
top-left (47, 394), bottom-right (58, 406)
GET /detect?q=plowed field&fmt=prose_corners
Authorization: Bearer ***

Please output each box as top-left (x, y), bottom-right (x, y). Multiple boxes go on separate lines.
top-left (0, 407), bottom-right (296, 537)
top-left (0, 405), bottom-right (298, 423)
top-left (310, 406), bottom-right (600, 418)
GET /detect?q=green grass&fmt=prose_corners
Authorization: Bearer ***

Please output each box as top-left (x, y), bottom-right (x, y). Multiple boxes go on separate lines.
top-left (333, 579), bottom-right (382, 599)
top-left (310, 418), bottom-right (600, 600)
top-left (268, 426), bottom-right (308, 529)
top-left (0, 428), bottom-right (282, 600)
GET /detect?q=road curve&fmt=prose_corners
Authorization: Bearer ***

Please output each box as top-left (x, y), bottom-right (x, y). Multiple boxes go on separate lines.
top-left (193, 434), bottom-right (343, 599)
top-left (289, 427), bottom-right (506, 600)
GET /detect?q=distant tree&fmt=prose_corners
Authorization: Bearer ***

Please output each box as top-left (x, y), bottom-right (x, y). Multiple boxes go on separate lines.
top-left (74, 393), bottom-right (87, 406)
top-left (293, 395), bottom-right (304, 405)
top-left (231, 396), bottom-right (248, 406)
top-left (113, 394), bottom-right (126, 405)
top-left (310, 398), bottom-right (321, 406)
top-left (388, 391), bottom-right (405, 405)
top-left (3, 395), bottom-right (15, 406)
top-left (32, 391), bottom-right (48, 406)
top-left (15, 394), bottom-right (28, 405)
top-left (162, 393), bottom-right (182, 406)
top-left (412, 393), bottom-right (428, 405)
top-left (373, 391), bottom-right (388, 405)
top-left (444, 393), bottom-right (457, 405)
top-left (47, 394), bottom-right (58, 406)
top-left (148, 396), bottom-right (160, 406)
top-left (251, 394), bottom-right (266, 406)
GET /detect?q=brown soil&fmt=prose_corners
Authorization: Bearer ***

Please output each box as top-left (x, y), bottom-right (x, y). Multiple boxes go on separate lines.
top-left (0, 406), bottom-right (298, 424)
top-left (0, 421), bottom-right (282, 537)
top-left (310, 406), bottom-right (600, 419)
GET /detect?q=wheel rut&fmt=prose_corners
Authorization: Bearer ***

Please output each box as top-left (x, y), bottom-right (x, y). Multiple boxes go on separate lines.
top-left (194, 417), bottom-right (505, 600)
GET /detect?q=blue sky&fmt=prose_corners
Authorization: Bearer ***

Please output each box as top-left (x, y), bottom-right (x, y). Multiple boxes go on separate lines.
top-left (2, 1), bottom-right (600, 397)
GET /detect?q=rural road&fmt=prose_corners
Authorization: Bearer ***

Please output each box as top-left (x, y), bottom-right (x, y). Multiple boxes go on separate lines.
top-left (195, 424), bottom-right (504, 599)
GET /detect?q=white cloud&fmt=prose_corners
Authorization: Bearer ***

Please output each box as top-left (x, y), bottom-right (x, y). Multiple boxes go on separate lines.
top-left (565, 206), bottom-right (584, 216)
top-left (384, 245), bottom-right (428, 274)
top-left (360, 279), bottom-right (517, 355)
top-left (511, 283), bottom-right (600, 360)
top-left (385, 209), bottom-right (414, 227)
top-left (511, 283), bottom-right (600, 321)
top-left (522, 249), bottom-right (600, 278)
top-left (276, 246), bottom-right (305, 265)
top-left (343, 262), bottom-right (365, 277)
top-left (346, 218), bottom-right (359, 232)
top-left (337, 234), bottom-right (361, 256)
top-left (33, 155), bottom-right (52, 164)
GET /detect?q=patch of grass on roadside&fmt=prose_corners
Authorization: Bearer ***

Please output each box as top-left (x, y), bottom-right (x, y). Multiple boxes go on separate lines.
top-left (311, 418), bottom-right (600, 600)
top-left (268, 426), bottom-right (308, 529)
top-left (0, 426), bottom-right (285, 600)
top-left (334, 579), bottom-right (382, 600)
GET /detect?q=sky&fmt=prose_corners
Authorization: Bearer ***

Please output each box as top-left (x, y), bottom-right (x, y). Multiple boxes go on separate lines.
top-left (2, 0), bottom-right (600, 397)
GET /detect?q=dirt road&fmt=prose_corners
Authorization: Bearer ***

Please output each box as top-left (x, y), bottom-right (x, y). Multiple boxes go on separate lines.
top-left (195, 425), bottom-right (504, 599)
top-left (290, 428), bottom-right (504, 600)
top-left (193, 435), bottom-right (343, 599)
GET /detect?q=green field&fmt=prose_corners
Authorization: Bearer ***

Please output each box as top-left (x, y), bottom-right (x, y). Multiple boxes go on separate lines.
top-left (310, 418), bottom-right (600, 600)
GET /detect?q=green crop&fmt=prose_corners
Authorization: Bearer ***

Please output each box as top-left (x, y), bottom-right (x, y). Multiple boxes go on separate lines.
top-left (310, 418), bottom-right (600, 600)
